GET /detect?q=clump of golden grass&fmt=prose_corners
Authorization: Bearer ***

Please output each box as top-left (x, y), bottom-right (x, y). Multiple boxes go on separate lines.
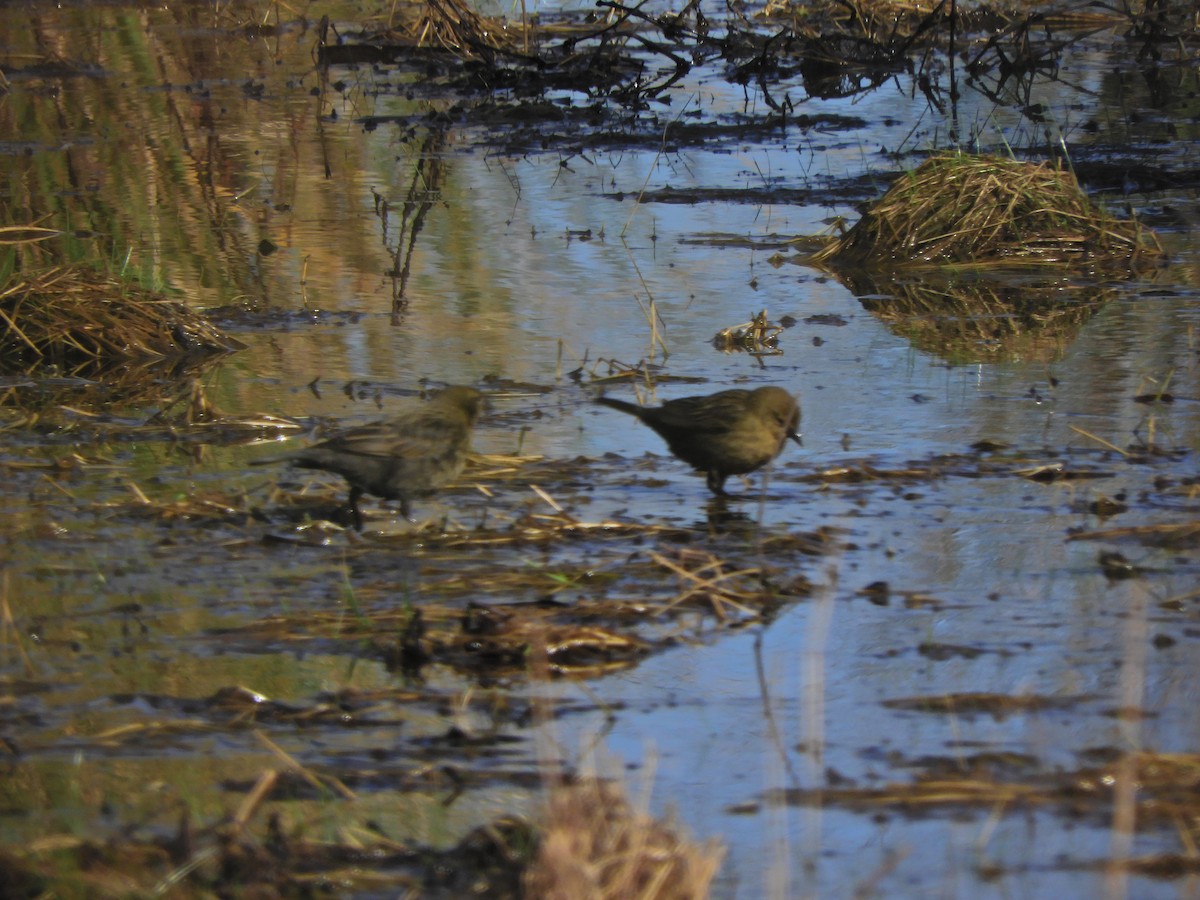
top-left (390, 0), bottom-right (525, 58)
top-left (523, 777), bottom-right (724, 899)
top-left (812, 152), bottom-right (1163, 272)
top-left (0, 265), bottom-right (242, 374)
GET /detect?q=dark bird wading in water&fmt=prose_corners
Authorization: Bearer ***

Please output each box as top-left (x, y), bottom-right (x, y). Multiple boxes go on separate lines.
top-left (254, 385), bottom-right (484, 530)
top-left (596, 386), bottom-right (801, 495)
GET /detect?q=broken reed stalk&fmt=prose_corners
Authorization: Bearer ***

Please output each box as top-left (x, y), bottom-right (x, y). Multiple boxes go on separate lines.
top-left (2, 572), bottom-right (38, 677)
top-left (0, 225), bottom-right (60, 245)
top-left (622, 238), bottom-right (669, 361)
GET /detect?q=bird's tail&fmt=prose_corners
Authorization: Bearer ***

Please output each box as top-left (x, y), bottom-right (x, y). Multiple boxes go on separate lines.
top-left (595, 395), bottom-right (644, 416)
top-left (249, 453), bottom-right (295, 467)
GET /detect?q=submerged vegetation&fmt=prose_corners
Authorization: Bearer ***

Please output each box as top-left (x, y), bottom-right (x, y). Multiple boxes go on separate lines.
top-left (5, 435), bottom-right (1195, 895)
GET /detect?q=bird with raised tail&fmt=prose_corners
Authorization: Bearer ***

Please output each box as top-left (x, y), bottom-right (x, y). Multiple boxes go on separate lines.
top-left (596, 385), bottom-right (801, 495)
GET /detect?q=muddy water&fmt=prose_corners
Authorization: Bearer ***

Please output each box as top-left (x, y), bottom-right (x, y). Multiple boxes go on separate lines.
top-left (2, 2), bottom-right (1199, 897)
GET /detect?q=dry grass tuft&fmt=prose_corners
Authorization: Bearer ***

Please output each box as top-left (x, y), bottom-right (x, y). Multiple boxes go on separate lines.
top-left (0, 265), bottom-right (242, 374)
top-left (399, 0), bottom-right (525, 59)
top-left (524, 777), bottom-right (724, 899)
top-left (812, 152), bottom-right (1163, 272)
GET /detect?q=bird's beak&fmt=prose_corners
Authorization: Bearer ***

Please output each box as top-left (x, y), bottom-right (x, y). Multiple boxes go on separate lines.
top-left (789, 431), bottom-right (804, 447)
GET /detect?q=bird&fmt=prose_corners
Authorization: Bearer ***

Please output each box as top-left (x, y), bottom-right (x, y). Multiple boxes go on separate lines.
top-left (596, 386), bottom-right (801, 495)
top-left (253, 385), bottom-right (484, 529)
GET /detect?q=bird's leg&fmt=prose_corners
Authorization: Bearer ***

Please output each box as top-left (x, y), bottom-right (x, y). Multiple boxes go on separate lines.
top-left (706, 470), bottom-right (729, 495)
top-left (348, 486), bottom-right (365, 531)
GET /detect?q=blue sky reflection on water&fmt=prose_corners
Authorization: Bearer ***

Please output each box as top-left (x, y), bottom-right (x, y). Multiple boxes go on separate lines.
top-left (245, 58), bottom-right (1200, 891)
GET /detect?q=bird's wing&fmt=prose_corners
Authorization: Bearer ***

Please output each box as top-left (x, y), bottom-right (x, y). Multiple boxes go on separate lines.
top-left (651, 395), bottom-right (738, 434)
top-left (313, 415), bottom-right (464, 460)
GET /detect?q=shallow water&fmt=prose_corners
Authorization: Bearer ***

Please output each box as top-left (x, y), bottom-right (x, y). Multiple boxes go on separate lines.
top-left (1, 1), bottom-right (1199, 897)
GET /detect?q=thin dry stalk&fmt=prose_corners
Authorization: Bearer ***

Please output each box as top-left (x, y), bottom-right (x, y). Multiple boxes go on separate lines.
top-left (1106, 579), bottom-right (1150, 899)
top-left (652, 550), bottom-right (763, 619)
top-left (1068, 424), bottom-right (1129, 456)
top-left (1, 572), bottom-right (37, 677)
top-left (231, 770), bottom-right (281, 833)
top-left (254, 730), bottom-right (357, 801)
top-left (0, 225), bottom-right (60, 245)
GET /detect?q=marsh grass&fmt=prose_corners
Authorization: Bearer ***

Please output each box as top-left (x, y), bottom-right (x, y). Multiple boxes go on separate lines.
top-left (524, 775), bottom-right (724, 899)
top-left (811, 152), bottom-right (1163, 272)
top-left (0, 265), bottom-right (243, 375)
top-left (411, 0), bottom-right (523, 58)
